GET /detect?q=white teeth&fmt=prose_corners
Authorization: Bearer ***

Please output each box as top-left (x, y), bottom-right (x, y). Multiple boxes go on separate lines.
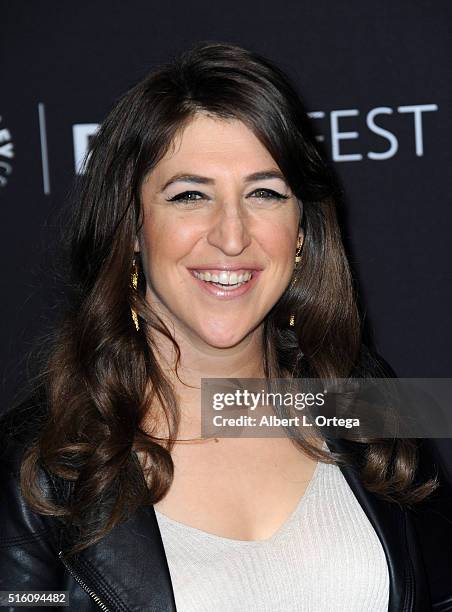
top-left (193, 270), bottom-right (254, 285)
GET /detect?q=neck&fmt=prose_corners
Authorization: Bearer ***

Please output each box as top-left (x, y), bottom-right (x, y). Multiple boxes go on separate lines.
top-left (144, 317), bottom-right (268, 439)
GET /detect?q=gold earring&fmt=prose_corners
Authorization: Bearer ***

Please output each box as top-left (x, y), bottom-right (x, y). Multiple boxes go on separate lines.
top-left (295, 236), bottom-right (302, 265)
top-left (289, 236), bottom-right (303, 327)
top-left (131, 258), bottom-right (140, 331)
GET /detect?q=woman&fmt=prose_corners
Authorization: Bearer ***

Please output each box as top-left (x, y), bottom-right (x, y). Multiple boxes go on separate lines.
top-left (1, 41), bottom-right (451, 611)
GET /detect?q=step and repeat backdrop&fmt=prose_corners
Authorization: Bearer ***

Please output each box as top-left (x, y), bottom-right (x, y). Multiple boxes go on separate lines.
top-left (1, 1), bottom-right (451, 442)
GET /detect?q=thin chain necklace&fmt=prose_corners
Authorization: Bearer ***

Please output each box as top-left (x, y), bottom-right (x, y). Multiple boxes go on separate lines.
top-left (175, 436), bottom-right (220, 444)
top-left (152, 435), bottom-right (220, 444)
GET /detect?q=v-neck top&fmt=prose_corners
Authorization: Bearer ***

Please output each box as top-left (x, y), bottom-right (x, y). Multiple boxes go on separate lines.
top-left (155, 452), bottom-right (390, 611)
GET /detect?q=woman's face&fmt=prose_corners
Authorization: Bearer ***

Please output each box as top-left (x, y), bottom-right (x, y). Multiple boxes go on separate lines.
top-left (137, 113), bottom-right (302, 349)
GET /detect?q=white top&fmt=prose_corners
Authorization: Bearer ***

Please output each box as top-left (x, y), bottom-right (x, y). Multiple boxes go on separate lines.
top-left (155, 451), bottom-right (390, 611)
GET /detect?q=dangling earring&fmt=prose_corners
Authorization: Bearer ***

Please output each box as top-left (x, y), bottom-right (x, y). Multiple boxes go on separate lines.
top-left (289, 236), bottom-right (303, 327)
top-left (131, 257), bottom-right (140, 331)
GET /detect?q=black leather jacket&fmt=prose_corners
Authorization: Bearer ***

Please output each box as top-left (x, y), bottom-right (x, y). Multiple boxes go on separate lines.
top-left (1, 400), bottom-right (452, 612)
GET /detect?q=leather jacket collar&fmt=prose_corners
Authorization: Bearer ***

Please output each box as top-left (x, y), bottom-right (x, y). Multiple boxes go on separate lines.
top-left (58, 437), bottom-right (431, 612)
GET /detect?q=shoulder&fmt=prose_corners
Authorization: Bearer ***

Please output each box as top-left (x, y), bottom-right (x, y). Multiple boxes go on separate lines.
top-left (351, 342), bottom-right (399, 378)
top-left (408, 439), bottom-right (452, 608)
top-left (410, 437), bottom-right (452, 521)
top-left (0, 388), bottom-right (62, 555)
top-left (0, 386), bottom-right (49, 466)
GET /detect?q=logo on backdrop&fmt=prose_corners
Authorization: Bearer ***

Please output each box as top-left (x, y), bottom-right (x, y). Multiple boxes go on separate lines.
top-left (73, 123), bottom-right (99, 174)
top-left (0, 115), bottom-right (14, 188)
top-left (308, 104), bottom-right (438, 161)
top-left (30, 102), bottom-right (441, 194)
top-left (72, 103), bottom-right (438, 174)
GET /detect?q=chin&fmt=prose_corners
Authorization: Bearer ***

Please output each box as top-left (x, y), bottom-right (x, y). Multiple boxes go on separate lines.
top-left (203, 336), bottom-right (246, 349)
top-left (194, 322), bottom-right (254, 350)
top-left (199, 332), bottom-right (246, 349)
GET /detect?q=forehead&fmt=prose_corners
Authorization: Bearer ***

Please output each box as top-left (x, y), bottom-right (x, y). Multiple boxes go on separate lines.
top-left (148, 113), bottom-right (279, 182)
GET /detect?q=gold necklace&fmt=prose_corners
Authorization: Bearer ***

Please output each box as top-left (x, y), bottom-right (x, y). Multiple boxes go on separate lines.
top-left (174, 436), bottom-right (220, 444)
top-left (150, 435), bottom-right (220, 444)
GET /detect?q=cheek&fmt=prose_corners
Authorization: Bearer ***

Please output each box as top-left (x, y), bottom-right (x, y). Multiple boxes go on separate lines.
top-left (258, 222), bottom-right (297, 267)
top-left (139, 213), bottom-right (200, 273)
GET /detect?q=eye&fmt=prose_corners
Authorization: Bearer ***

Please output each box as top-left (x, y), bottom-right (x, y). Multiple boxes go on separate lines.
top-left (249, 188), bottom-right (290, 201)
top-left (166, 191), bottom-right (206, 203)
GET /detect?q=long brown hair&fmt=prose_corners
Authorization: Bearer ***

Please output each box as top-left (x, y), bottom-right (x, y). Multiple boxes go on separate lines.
top-left (15, 41), bottom-right (437, 556)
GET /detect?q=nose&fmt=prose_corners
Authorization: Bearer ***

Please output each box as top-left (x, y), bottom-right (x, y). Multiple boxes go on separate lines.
top-left (206, 202), bottom-right (252, 256)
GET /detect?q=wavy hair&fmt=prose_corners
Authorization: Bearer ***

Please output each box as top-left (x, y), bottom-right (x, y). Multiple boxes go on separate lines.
top-left (16, 41), bottom-right (438, 556)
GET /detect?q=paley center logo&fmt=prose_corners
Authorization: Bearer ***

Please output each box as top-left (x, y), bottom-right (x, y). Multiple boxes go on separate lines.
top-left (0, 115), bottom-right (14, 188)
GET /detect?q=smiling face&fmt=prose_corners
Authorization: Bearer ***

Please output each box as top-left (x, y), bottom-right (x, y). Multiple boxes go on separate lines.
top-left (137, 113), bottom-right (303, 349)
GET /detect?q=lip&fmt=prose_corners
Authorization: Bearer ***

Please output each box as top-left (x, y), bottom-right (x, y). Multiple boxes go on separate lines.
top-left (188, 264), bottom-right (264, 272)
top-left (188, 268), bottom-right (262, 300)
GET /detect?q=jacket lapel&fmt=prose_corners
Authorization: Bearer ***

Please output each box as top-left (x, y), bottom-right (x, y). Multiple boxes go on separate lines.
top-left (60, 504), bottom-right (177, 612)
top-left (326, 437), bottom-right (422, 612)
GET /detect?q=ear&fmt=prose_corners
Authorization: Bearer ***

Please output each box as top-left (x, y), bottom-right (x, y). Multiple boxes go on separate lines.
top-left (134, 236), bottom-right (140, 252)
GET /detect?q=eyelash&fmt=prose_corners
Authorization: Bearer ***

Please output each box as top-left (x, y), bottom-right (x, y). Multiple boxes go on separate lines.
top-left (167, 188), bottom-right (290, 203)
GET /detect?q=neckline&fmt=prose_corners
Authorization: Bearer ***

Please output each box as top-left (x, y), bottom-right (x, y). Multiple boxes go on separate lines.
top-left (154, 459), bottom-right (323, 546)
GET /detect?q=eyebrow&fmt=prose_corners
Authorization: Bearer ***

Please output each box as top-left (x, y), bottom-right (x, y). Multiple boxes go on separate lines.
top-left (159, 169), bottom-right (289, 192)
